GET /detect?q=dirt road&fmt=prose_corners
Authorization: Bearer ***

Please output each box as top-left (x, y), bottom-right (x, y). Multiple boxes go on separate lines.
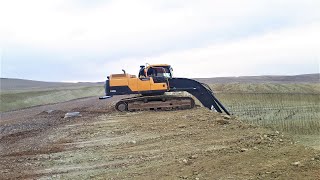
top-left (0, 97), bottom-right (319, 179)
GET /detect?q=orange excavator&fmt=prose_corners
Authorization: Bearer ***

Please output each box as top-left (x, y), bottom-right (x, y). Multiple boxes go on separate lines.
top-left (101, 64), bottom-right (230, 115)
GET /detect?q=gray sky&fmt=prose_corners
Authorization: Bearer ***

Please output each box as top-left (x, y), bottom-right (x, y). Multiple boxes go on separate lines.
top-left (0, 0), bottom-right (319, 82)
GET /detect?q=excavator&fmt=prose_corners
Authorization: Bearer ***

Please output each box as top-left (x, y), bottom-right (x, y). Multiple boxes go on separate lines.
top-left (101, 64), bottom-right (230, 115)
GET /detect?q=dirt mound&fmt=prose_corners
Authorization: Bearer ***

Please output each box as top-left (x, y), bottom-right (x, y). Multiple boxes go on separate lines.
top-left (1, 103), bottom-right (319, 179)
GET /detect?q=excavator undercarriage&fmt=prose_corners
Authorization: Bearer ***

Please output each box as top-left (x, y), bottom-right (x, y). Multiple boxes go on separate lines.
top-left (115, 95), bottom-right (195, 112)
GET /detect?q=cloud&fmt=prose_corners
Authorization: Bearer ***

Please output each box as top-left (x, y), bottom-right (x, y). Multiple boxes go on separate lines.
top-left (108, 23), bottom-right (320, 78)
top-left (0, 0), bottom-right (319, 81)
top-left (2, 0), bottom-right (319, 52)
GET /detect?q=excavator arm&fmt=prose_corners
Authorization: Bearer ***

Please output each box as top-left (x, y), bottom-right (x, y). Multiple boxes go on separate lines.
top-left (168, 78), bottom-right (230, 115)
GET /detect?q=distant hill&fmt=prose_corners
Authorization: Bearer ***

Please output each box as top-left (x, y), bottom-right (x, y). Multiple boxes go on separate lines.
top-left (195, 73), bottom-right (319, 84)
top-left (1, 74), bottom-right (318, 91)
top-left (0, 78), bottom-right (102, 91)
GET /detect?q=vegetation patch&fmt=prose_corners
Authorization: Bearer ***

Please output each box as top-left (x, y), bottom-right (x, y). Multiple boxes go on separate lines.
top-left (0, 86), bottom-right (104, 112)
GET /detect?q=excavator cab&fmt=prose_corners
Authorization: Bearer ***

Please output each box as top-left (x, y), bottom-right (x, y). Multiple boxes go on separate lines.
top-left (138, 64), bottom-right (173, 79)
top-left (141, 64), bottom-right (172, 85)
top-left (145, 65), bottom-right (173, 79)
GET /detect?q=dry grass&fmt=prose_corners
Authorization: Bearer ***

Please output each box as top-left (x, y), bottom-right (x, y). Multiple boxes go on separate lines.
top-left (0, 86), bottom-right (104, 112)
top-left (212, 83), bottom-right (320, 135)
top-left (211, 83), bottom-right (320, 94)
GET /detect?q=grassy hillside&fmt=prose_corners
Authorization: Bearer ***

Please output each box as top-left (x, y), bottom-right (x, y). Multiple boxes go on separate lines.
top-left (0, 78), bottom-right (102, 91)
top-left (211, 83), bottom-right (320, 94)
top-left (210, 83), bottom-right (320, 150)
top-left (216, 93), bottom-right (320, 134)
top-left (196, 73), bottom-right (320, 84)
top-left (0, 86), bottom-right (104, 112)
top-left (210, 83), bottom-right (320, 134)
top-left (0, 78), bottom-right (105, 112)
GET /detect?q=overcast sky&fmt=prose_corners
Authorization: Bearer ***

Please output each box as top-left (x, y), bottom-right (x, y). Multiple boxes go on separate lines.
top-left (0, 0), bottom-right (319, 82)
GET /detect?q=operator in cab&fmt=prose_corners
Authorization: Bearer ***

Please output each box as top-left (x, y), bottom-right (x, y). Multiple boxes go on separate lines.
top-left (139, 65), bottom-right (146, 78)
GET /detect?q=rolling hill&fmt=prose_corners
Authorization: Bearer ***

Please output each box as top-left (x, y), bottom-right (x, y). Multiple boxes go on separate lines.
top-left (0, 78), bottom-right (102, 91)
top-left (195, 73), bottom-right (319, 84)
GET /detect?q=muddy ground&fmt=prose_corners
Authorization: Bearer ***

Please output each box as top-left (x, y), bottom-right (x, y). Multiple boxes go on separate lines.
top-left (0, 97), bottom-right (319, 179)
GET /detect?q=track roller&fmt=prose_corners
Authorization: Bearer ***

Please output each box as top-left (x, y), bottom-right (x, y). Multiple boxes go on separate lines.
top-left (115, 101), bottom-right (128, 112)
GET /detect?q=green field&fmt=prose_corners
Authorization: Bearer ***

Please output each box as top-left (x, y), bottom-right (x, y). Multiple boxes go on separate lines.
top-left (211, 83), bottom-right (320, 94)
top-left (212, 83), bottom-right (320, 149)
top-left (211, 83), bottom-right (320, 134)
top-left (217, 93), bottom-right (320, 134)
top-left (0, 86), bottom-right (104, 112)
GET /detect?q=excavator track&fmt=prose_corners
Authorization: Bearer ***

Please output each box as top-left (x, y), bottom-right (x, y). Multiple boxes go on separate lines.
top-left (115, 95), bottom-right (195, 112)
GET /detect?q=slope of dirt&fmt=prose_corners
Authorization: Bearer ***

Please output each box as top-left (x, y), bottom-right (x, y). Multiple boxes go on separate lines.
top-left (0, 98), bottom-right (319, 180)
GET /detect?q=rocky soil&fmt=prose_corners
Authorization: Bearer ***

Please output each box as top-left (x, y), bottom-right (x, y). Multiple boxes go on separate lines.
top-left (0, 97), bottom-right (319, 179)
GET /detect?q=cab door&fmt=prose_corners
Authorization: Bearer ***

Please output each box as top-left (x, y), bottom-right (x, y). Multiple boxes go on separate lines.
top-left (137, 77), bottom-right (152, 93)
top-left (150, 77), bottom-right (168, 91)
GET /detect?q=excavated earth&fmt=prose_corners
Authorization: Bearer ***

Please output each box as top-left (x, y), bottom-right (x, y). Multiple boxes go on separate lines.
top-left (0, 97), bottom-right (319, 180)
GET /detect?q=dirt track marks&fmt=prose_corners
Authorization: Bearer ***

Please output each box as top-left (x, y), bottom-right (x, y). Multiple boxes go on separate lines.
top-left (1, 103), bottom-right (320, 179)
